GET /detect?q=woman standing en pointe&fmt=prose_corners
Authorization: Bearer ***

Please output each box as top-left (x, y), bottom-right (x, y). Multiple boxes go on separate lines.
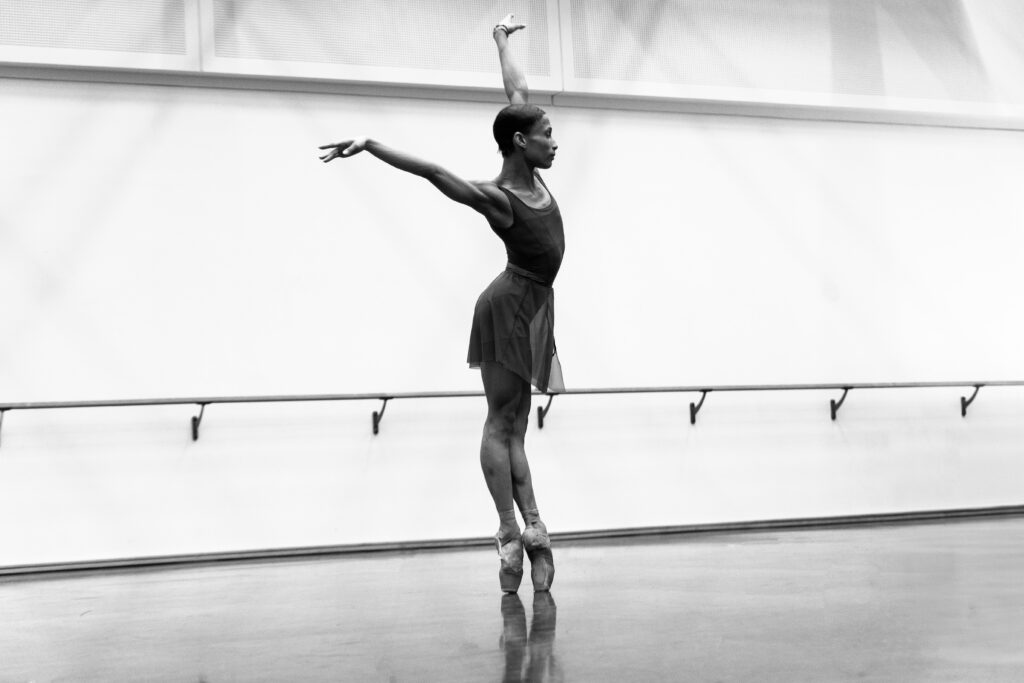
top-left (319, 14), bottom-right (562, 593)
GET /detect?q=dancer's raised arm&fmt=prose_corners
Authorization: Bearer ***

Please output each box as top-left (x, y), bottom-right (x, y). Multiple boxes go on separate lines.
top-left (493, 13), bottom-right (528, 104)
top-left (318, 137), bottom-right (511, 227)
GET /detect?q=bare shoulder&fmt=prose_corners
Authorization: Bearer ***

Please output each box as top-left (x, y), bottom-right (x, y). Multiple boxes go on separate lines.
top-left (471, 180), bottom-right (514, 228)
top-left (471, 179), bottom-right (506, 200)
top-left (471, 180), bottom-right (513, 210)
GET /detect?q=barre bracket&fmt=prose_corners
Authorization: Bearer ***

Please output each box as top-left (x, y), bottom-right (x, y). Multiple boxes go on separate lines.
top-left (961, 385), bottom-right (982, 417)
top-left (191, 403), bottom-right (207, 441)
top-left (689, 390), bottom-right (709, 425)
top-left (537, 394), bottom-right (555, 429)
top-left (372, 398), bottom-right (390, 435)
top-left (830, 388), bottom-right (850, 421)
top-left (0, 408), bottom-right (6, 449)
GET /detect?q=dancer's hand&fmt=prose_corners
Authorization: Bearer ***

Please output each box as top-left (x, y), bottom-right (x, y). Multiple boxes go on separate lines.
top-left (318, 137), bottom-right (368, 162)
top-left (493, 13), bottom-right (526, 38)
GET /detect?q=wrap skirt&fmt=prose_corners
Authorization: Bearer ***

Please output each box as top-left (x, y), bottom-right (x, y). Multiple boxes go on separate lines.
top-left (467, 265), bottom-right (564, 393)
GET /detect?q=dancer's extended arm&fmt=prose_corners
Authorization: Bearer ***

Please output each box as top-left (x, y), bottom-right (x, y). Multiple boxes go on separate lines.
top-left (318, 137), bottom-right (511, 226)
top-left (493, 13), bottom-right (528, 104)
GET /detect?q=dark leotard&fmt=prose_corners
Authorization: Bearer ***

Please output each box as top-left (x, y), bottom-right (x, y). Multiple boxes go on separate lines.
top-left (467, 174), bottom-right (565, 392)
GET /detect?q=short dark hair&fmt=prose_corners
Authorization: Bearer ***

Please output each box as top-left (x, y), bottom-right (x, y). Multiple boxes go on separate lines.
top-left (493, 104), bottom-right (547, 157)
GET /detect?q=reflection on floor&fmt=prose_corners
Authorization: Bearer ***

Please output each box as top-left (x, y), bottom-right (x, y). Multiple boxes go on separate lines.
top-left (2, 515), bottom-right (1023, 682)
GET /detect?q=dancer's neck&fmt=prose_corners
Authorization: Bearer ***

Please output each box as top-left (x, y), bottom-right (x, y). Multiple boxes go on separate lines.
top-left (497, 156), bottom-right (538, 191)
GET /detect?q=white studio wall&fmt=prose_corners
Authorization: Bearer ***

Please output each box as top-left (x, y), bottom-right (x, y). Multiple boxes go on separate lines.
top-left (5, 0), bottom-right (1024, 123)
top-left (1, 76), bottom-right (1023, 566)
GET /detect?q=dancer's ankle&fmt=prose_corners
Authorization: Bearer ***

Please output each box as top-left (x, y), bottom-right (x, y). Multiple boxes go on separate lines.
top-left (521, 507), bottom-right (541, 528)
top-left (496, 508), bottom-right (520, 542)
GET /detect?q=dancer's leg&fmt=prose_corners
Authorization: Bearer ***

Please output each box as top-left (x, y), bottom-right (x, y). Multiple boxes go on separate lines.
top-left (480, 362), bottom-right (529, 538)
top-left (510, 386), bottom-right (539, 520)
top-left (481, 362), bottom-right (530, 593)
top-left (508, 381), bottom-right (555, 591)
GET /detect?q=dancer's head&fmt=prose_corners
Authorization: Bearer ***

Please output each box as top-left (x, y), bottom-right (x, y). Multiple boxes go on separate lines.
top-left (493, 104), bottom-right (557, 168)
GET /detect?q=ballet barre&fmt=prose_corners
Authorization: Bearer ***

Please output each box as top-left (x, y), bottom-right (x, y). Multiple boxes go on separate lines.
top-left (0, 381), bottom-right (1021, 446)
top-left (536, 381), bottom-right (1010, 426)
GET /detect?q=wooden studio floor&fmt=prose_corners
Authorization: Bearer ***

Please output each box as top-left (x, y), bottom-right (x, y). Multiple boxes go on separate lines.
top-left (1, 516), bottom-right (1022, 682)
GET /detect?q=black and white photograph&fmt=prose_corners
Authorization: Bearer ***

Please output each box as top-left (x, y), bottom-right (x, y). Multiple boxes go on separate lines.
top-left (2, 1), bottom-right (1023, 680)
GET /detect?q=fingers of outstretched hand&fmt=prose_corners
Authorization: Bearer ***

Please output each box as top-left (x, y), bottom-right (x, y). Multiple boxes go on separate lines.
top-left (318, 142), bottom-right (338, 162)
top-left (498, 13), bottom-right (526, 33)
top-left (317, 141), bottom-right (360, 162)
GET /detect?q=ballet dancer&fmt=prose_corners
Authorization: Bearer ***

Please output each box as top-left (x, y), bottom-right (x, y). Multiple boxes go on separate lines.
top-left (319, 14), bottom-right (562, 593)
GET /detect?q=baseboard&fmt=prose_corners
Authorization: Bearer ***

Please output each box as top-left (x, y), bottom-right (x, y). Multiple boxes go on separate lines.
top-left (2, 504), bottom-right (1021, 578)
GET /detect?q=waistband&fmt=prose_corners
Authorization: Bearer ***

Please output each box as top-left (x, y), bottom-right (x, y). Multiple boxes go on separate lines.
top-left (505, 263), bottom-right (552, 287)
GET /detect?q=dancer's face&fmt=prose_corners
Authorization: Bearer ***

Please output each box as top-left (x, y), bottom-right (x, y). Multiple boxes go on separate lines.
top-left (519, 116), bottom-right (557, 168)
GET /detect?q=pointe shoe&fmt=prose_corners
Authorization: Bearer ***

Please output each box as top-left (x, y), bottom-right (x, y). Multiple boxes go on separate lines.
top-left (495, 531), bottom-right (524, 594)
top-left (522, 521), bottom-right (555, 591)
